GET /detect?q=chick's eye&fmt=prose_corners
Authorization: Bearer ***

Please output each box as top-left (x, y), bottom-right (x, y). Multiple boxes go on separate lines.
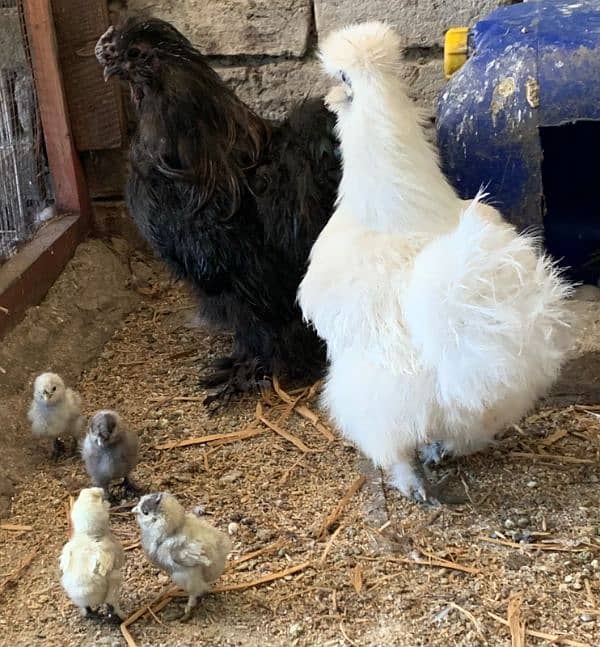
top-left (51, 386), bottom-right (56, 392)
top-left (127, 46), bottom-right (141, 59)
top-left (340, 72), bottom-right (349, 85)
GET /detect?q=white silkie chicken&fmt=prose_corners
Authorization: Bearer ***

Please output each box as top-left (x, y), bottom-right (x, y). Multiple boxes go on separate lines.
top-left (298, 22), bottom-right (574, 501)
top-left (59, 487), bottom-right (125, 622)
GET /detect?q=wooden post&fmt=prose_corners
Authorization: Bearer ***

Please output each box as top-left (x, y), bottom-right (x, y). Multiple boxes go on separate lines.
top-left (0, 0), bottom-right (91, 338)
top-left (21, 0), bottom-right (91, 225)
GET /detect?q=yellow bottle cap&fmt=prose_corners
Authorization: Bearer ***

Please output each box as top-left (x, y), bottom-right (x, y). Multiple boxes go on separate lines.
top-left (444, 27), bottom-right (469, 79)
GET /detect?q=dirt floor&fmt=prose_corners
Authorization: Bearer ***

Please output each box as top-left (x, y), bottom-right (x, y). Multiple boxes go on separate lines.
top-left (1, 242), bottom-right (600, 647)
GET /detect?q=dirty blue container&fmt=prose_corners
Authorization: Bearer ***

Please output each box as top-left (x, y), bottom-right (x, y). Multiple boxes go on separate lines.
top-left (437, 0), bottom-right (600, 283)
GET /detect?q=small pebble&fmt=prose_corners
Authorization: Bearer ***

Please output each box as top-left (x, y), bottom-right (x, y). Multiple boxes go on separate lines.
top-left (220, 470), bottom-right (242, 483)
top-left (526, 480), bottom-right (537, 488)
top-left (516, 516), bottom-right (530, 529)
top-left (504, 519), bottom-right (515, 530)
top-left (235, 559), bottom-right (256, 571)
top-left (580, 614), bottom-right (594, 623)
top-left (289, 623), bottom-right (304, 639)
top-left (158, 418), bottom-right (169, 428)
top-left (572, 581), bottom-right (583, 591)
top-left (564, 574), bottom-right (573, 583)
top-left (256, 528), bottom-right (273, 542)
top-left (228, 522), bottom-right (239, 535)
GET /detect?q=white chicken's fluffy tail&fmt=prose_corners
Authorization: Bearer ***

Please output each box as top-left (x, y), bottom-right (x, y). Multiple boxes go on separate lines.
top-left (403, 196), bottom-right (574, 414)
top-left (319, 21), bottom-right (402, 85)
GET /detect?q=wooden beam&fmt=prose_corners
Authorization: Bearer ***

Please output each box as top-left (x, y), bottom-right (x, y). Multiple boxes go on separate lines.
top-left (0, 214), bottom-right (81, 338)
top-left (52, 0), bottom-right (125, 151)
top-left (21, 0), bottom-right (91, 226)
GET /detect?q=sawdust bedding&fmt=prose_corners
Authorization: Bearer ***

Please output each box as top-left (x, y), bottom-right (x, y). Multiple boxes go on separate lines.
top-left (1, 281), bottom-right (599, 647)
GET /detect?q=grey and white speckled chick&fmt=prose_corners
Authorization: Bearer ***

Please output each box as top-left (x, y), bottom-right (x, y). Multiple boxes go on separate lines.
top-left (82, 410), bottom-right (140, 501)
top-left (133, 492), bottom-right (232, 621)
top-left (59, 487), bottom-right (125, 622)
top-left (28, 372), bottom-right (85, 458)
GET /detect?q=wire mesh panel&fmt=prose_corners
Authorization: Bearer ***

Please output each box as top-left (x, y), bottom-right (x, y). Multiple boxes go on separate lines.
top-left (0, 0), bottom-right (54, 263)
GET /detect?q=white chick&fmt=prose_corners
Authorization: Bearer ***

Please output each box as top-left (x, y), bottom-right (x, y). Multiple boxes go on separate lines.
top-left (133, 492), bottom-right (232, 621)
top-left (81, 410), bottom-right (140, 502)
top-left (59, 487), bottom-right (125, 622)
top-left (28, 372), bottom-right (85, 458)
top-left (298, 22), bottom-right (574, 501)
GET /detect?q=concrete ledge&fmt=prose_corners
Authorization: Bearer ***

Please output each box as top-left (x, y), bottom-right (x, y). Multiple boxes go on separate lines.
top-left (0, 213), bottom-right (83, 339)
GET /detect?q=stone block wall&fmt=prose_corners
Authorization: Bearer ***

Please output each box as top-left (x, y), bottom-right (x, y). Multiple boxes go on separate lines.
top-left (89, 0), bottom-right (520, 203)
top-left (114, 0), bottom-right (519, 122)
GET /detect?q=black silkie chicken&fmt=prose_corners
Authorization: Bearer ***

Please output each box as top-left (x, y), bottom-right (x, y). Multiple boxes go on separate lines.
top-left (95, 18), bottom-right (340, 402)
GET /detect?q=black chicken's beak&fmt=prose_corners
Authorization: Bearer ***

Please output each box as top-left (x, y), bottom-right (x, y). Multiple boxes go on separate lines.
top-left (103, 65), bottom-right (117, 82)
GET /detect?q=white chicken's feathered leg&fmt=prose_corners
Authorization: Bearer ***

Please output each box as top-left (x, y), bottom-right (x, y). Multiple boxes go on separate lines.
top-left (389, 455), bottom-right (428, 502)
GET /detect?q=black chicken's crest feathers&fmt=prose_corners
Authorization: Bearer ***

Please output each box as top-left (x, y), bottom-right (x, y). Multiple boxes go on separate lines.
top-left (116, 16), bottom-right (270, 214)
top-left (117, 16), bottom-right (195, 58)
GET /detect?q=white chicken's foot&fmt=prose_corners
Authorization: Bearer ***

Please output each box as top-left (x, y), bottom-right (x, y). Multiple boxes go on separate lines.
top-left (389, 460), bottom-right (429, 502)
top-left (420, 435), bottom-right (497, 466)
top-left (418, 441), bottom-right (449, 466)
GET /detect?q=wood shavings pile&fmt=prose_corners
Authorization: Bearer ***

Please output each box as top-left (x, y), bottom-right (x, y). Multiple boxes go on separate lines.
top-left (0, 282), bottom-right (599, 647)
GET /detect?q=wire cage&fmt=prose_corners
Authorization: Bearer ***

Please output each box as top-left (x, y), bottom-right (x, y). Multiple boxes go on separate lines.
top-left (0, 0), bottom-right (54, 263)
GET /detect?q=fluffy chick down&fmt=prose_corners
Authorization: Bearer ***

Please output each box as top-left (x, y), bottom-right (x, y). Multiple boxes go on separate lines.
top-left (133, 492), bottom-right (232, 620)
top-left (28, 372), bottom-right (85, 456)
top-left (81, 410), bottom-right (140, 497)
top-left (59, 487), bottom-right (125, 620)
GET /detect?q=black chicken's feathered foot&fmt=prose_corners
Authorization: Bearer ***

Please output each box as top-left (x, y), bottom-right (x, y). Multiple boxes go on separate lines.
top-left (106, 605), bottom-right (124, 625)
top-left (122, 477), bottom-right (142, 499)
top-left (199, 356), bottom-right (236, 389)
top-left (51, 438), bottom-right (66, 461)
top-left (83, 606), bottom-right (103, 622)
top-left (200, 356), bottom-right (271, 408)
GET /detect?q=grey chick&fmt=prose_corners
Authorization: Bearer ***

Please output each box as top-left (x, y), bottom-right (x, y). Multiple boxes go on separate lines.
top-left (82, 410), bottom-right (140, 502)
top-left (59, 487), bottom-right (125, 623)
top-left (28, 372), bottom-right (85, 459)
top-left (133, 492), bottom-right (232, 621)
